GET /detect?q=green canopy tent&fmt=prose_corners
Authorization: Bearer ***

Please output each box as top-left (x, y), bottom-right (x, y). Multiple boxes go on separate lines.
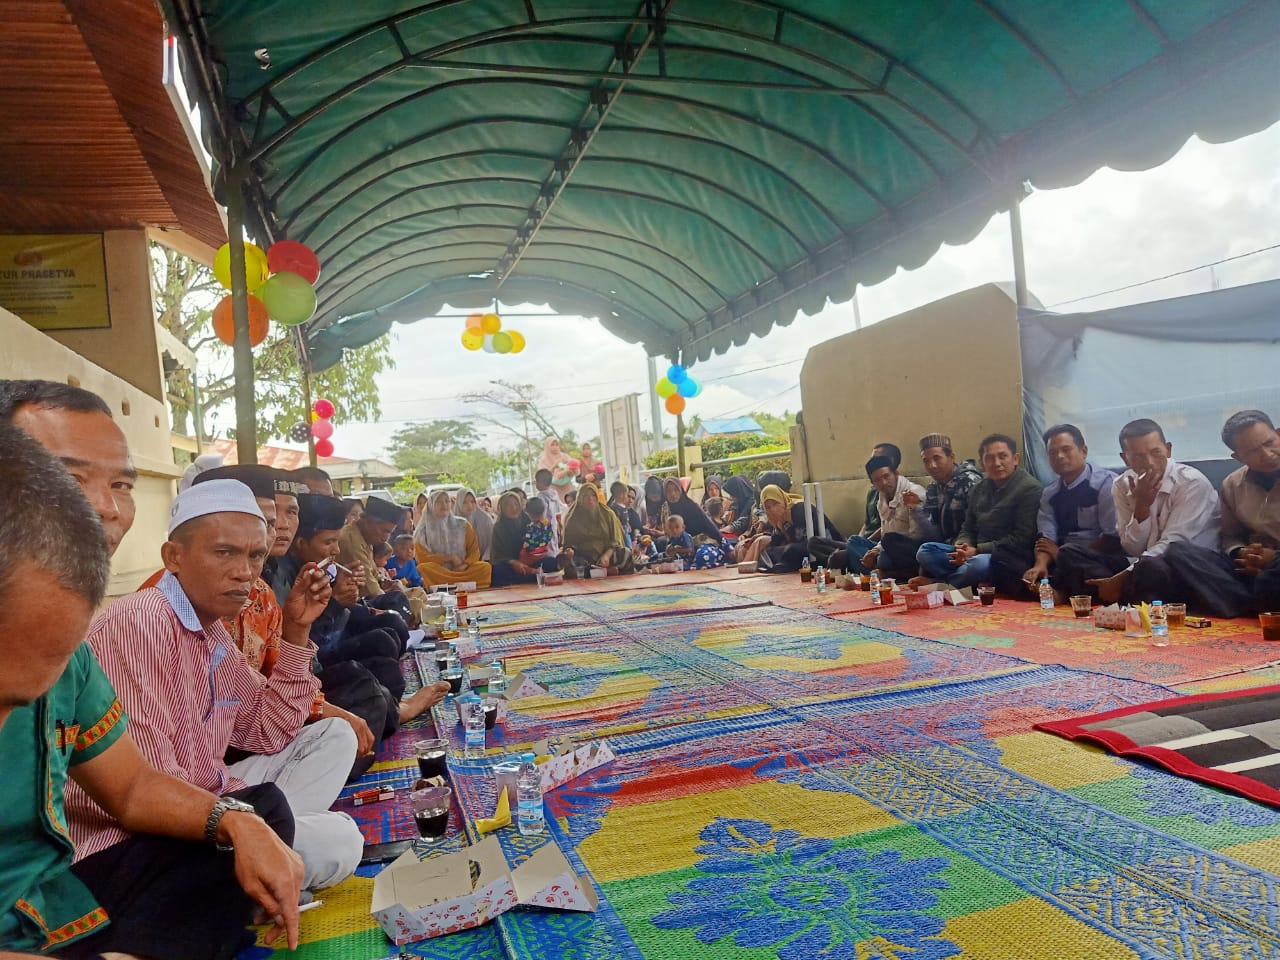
top-left (162, 0), bottom-right (1280, 454)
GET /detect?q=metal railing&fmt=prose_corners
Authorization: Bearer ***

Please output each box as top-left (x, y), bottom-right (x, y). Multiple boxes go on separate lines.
top-left (642, 447), bottom-right (792, 478)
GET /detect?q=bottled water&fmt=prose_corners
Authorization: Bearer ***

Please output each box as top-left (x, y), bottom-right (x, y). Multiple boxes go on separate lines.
top-left (446, 641), bottom-right (460, 674)
top-left (1150, 600), bottom-right (1169, 646)
top-left (488, 661), bottom-right (506, 697)
top-left (815, 565), bottom-right (826, 593)
top-left (462, 693), bottom-right (486, 759)
top-left (869, 569), bottom-right (881, 605)
top-left (443, 594), bottom-right (458, 632)
top-left (1039, 578), bottom-right (1054, 610)
top-left (517, 752), bottom-right (545, 836)
top-left (467, 615), bottom-right (482, 655)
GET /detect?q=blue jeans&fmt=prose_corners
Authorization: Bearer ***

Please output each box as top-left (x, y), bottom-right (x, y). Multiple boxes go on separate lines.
top-left (916, 542), bottom-right (993, 588)
top-left (846, 535), bottom-right (895, 572)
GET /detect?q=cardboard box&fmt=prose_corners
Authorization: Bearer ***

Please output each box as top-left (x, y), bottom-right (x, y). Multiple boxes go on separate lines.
top-left (371, 836), bottom-right (596, 944)
top-left (905, 582), bottom-right (976, 606)
top-left (897, 588), bottom-right (944, 610)
top-left (534, 739), bottom-right (616, 792)
top-left (588, 565), bottom-right (609, 579)
top-left (1093, 604), bottom-right (1126, 630)
top-left (737, 561), bottom-right (758, 574)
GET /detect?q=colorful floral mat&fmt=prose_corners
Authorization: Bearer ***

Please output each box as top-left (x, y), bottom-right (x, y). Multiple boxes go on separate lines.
top-left (248, 586), bottom-right (1280, 959)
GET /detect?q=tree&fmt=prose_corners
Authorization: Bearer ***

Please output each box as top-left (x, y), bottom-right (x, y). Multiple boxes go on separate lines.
top-left (151, 243), bottom-right (392, 443)
top-left (387, 420), bottom-right (506, 491)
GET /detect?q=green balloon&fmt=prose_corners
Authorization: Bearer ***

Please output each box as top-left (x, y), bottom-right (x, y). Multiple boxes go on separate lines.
top-left (259, 271), bottom-right (317, 326)
top-left (655, 377), bottom-right (677, 398)
top-left (492, 331), bottom-right (513, 353)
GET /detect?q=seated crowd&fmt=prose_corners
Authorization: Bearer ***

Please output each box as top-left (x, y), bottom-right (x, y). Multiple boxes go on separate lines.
top-left (4, 372), bottom-right (1277, 960)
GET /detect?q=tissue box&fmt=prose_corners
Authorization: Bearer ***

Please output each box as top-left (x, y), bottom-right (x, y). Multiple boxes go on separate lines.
top-left (737, 561), bottom-right (759, 574)
top-left (1093, 604), bottom-right (1126, 630)
top-left (901, 583), bottom-right (975, 606)
top-left (898, 588), bottom-right (944, 610)
top-left (587, 565), bottom-right (609, 579)
top-left (371, 836), bottom-right (596, 944)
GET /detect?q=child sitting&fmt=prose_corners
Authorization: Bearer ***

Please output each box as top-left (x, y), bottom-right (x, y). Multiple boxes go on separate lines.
top-left (703, 496), bottom-right (725, 525)
top-left (664, 515), bottom-right (695, 567)
top-left (385, 533), bottom-right (423, 588)
top-left (520, 496), bottom-right (557, 565)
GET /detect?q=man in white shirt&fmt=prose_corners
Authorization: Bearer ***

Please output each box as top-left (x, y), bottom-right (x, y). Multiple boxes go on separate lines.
top-left (844, 454), bottom-right (934, 577)
top-left (1072, 418), bottom-right (1220, 605)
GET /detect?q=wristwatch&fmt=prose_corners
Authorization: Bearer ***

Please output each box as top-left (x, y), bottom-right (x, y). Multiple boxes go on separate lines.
top-left (205, 796), bottom-right (257, 851)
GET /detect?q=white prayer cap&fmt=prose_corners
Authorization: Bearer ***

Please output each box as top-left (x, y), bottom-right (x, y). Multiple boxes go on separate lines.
top-left (168, 478), bottom-right (266, 536)
top-left (179, 452), bottom-right (226, 492)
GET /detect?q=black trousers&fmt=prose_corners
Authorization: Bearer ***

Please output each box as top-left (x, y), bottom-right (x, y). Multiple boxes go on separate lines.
top-left (490, 556), bottom-right (559, 587)
top-left (316, 626), bottom-right (402, 670)
top-left (1053, 543), bottom-right (1177, 604)
top-left (57, 783), bottom-right (293, 960)
top-left (347, 604), bottom-right (409, 649)
top-left (318, 658), bottom-right (403, 741)
top-left (1162, 541), bottom-right (1280, 618)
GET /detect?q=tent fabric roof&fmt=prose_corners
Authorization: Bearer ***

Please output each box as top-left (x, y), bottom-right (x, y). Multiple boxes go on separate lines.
top-left (168, 0), bottom-right (1280, 371)
top-left (696, 417), bottom-right (766, 435)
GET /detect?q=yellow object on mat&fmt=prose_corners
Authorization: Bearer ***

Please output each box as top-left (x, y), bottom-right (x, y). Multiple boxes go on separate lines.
top-left (475, 784), bottom-right (511, 834)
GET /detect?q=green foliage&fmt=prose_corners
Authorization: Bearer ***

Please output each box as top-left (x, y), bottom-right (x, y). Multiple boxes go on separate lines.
top-left (644, 432), bottom-right (792, 482)
top-left (150, 242), bottom-right (392, 443)
top-left (387, 420), bottom-right (517, 492)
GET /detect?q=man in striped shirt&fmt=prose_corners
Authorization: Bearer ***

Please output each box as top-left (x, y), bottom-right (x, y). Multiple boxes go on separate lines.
top-left (0, 385), bottom-right (304, 959)
top-left (65, 480), bottom-right (364, 893)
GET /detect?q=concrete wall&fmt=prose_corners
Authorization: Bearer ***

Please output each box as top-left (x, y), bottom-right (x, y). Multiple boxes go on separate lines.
top-left (45, 230), bottom-right (167, 402)
top-left (0, 304), bottom-right (178, 598)
top-left (796, 284), bottom-right (1024, 536)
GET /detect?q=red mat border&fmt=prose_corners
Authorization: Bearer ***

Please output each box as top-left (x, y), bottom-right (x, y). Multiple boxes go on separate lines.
top-left (1036, 683), bottom-right (1280, 807)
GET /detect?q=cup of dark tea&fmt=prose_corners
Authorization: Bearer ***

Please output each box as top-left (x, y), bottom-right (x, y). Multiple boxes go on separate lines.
top-left (1261, 612), bottom-right (1280, 642)
top-left (859, 575), bottom-right (872, 592)
top-left (414, 738), bottom-right (448, 780)
top-left (410, 784), bottom-right (451, 841)
top-left (977, 584), bottom-right (996, 606)
top-left (483, 698), bottom-right (498, 730)
top-left (1070, 595), bottom-right (1092, 619)
top-left (442, 669), bottom-right (463, 694)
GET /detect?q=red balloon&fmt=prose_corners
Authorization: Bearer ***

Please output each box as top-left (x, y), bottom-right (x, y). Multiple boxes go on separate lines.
top-left (314, 438), bottom-right (334, 458)
top-left (594, 462), bottom-right (604, 473)
top-left (268, 240), bottom-right (321, 285)
top-left (567, 458), bottom-right (581, 472)
top-left (313, 398), bottom-right (335, 419)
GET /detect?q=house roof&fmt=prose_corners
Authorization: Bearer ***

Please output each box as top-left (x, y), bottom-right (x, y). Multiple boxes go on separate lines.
top-left (0, 0), bottom-right (226, 252)
top-left (696, 417), bottom-right (766, 435)
top-left (160, 0), bottom-right (1280, 372)
top-left (207, 438), bottom-right (400, 480)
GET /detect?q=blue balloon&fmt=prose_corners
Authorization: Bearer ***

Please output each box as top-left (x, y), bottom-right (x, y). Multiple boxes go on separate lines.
top-left (666, 364), bottom-right (687, 384)
top-left (690, 379), bottom-right (703, 397)
top-left (677, 377), bottom-right (698, 398)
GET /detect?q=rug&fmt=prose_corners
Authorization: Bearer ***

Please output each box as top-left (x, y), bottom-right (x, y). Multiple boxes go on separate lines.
top-left (1037, 684), bottom-right (1280, 808)
top-left (248, 588), bottom-right (1280, 959)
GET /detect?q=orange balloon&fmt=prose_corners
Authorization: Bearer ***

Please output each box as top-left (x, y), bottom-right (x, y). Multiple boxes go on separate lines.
top-left (465, 312), bottom-right (484, 331)
top-left (665, 394), bottom-right (686, 415)
top-left (212, 294), bottom-right (270, 347)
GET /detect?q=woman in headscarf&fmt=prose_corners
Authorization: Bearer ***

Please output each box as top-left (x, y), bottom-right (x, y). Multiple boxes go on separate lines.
top-left (721, 475), bottom-right (757, 536)
top-left (490, 491), bottom-right (559, 587)
top-left (537, 436), bottom-right (575, 502)
top-left (453, 487), bottom-right (494, 561)
top-left (642, 475), bottom-right (666, 537)
top-left (661, 477), bottom-right (724, 544)
top-left (561, 483), bottom-right (634, 575)
top-left (741, 484), bottom-right (844, 571)
top-left (411, 491), bottom-right (428, 529)
top-left (414, 489), bottom-right (493, 587)
top-left (701, 474), bottom-right (724, 507)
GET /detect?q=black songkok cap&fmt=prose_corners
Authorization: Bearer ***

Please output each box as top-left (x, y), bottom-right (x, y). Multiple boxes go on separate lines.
top-left (362, 496), bottom-right (406, 524)
top-left (193, 464), bottom-right (280, 501)
top-left (297, 492), bottom-right (349, 532)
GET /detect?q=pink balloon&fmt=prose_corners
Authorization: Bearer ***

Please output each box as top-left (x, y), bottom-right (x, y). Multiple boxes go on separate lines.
top-left (313, 398), bottom-right (335, 419)
top-left (594, 462), bottom-right (604, 473)
top-left (314, 438), bottom-right (335, 458)
top-left (311, 419), bottom-right (334, 441)
top-left (567, 458), bottom-right (581, 472)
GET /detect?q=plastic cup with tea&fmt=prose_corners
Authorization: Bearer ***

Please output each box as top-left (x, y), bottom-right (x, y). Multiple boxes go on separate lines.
top-left (1070, 595), bottom-right (1092, 619)
top-left (977, 584), bottom-right (996, 607)
top-left (1166, 603), bottom-right (1186, 628)
top-left (414, 738), bottom-right (448, 780)
top-left (1261, 612), bottom-right (1280, 642)
top-left (410, 785), bottom-right (451, 840)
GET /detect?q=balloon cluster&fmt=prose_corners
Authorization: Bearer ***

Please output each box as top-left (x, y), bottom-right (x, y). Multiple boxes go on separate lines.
top-left (654, 363), bottom-right (702, 415)
top-left (211, 240), bottom-right (321, 346)
top-left (460, 312), bottom-right (525, 354)
top-left (310, 397), bottom-right (336, 458)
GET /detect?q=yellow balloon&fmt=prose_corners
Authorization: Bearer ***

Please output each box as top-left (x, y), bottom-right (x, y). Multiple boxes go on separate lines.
top-left (461, 328), bottom-right (484, 351)
top-left (507, 330), bottom-right (526, 354)
top-left (480, 312), bottom-right (502, 335)
top-left (655, 377), bottom-right (677, 398)
top-left (311, 411), bottom-right (319, 422)
top-left (213, 242), bottom-right (268, 293)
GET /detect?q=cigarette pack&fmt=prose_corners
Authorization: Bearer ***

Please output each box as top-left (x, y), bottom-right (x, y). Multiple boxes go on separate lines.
top-left (352, 785), bottom-right (396, 806)
top-left (1185, 616), bottom-right (1212, 628)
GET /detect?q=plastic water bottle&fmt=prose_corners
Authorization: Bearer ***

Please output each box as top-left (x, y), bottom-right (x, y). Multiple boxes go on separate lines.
top-left (815, 565), bottom-right (826, 593)
top-left (467, 615), bottom-right (482, 655)
top-left (1039, 578), bottom-right (1054, 610)
top-left (517, 753), bottom-right (545, 836)
top-left (445, 641), bottom-right (460, 674)
top-left (462, 693), bottom-right (486, 758)
top-left (443, 594), bottom-right (458, 632)
top-left (1150, 600), bottom-right (1169, 646)
top-left (869, 569), bottom-right (881, 605)
top-left (488, 660), bottom-right (506, 697)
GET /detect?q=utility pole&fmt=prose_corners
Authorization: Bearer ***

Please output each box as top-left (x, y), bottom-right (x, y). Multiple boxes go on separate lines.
top-left (512, 399), bottom-right (534, 487)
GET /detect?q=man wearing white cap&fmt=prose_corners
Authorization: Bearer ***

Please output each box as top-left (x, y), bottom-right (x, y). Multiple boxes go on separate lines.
top-left (65, 480), bottom-right (364, 892)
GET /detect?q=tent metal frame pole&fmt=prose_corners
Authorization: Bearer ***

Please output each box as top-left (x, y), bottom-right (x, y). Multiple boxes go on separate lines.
top-left (298, 338), bottom-right (317, 468)
top-left (226, 165), bottom-right (259, 464)
top-left (676, 413), bottom-right (687, 477)
top-left (1009, 191), bottom-right (1029, 308)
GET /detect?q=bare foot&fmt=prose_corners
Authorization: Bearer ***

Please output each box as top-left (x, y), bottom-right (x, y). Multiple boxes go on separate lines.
top-left (907, 576), bottom-right (932, 590)
top-left (1086, 570), bottom-right (1129, 605)
top-left (399, 681), bottom-right (450, 723)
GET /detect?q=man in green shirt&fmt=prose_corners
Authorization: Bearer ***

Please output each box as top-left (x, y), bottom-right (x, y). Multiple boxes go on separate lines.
top-left (0, 382), bottom-right (305, 960)
top-left (914, 433), bottom-right (1042, 591)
